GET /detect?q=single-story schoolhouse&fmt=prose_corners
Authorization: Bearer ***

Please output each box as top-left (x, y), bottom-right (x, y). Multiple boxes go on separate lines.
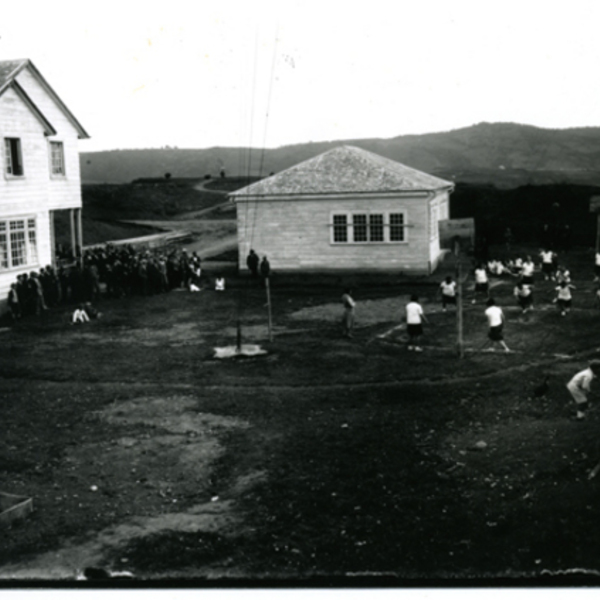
top-left (230, 145), bottom-right (454, 274)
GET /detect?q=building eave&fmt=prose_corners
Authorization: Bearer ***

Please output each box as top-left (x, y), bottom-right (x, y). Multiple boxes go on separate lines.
top-left (230, 186), bottom-right (454, 203)
top-left (24, 60), bottom-right (90, 139)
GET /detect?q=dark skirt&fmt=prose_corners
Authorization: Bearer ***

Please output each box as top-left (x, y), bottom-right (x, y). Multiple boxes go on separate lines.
top-left (488, 324), bottom-right (504, 341)
top-left (407, 323), bottom-right (423, 337)
top-left (557, 298), bottom-right (572, 310)
top-left (518, 295), bottom-right (533, 309)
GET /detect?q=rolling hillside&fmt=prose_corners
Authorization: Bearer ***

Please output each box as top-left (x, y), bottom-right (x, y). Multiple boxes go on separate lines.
top-left (80, 122), bottom-right (600, 188)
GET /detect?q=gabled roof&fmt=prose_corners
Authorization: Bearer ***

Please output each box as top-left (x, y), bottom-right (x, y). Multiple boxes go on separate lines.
top-left (11, 80), bottom-right (57, 136)
top-left (0, 58), bottom-right (90, 139)
top-left (230, 145), bottom-right (454, 198)
top-left (0, 60), bottom-right (27, 90)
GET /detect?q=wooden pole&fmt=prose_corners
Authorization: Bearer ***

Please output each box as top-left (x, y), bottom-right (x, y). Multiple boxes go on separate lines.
top-left (456, 261), bottom-right (464, 358)
top-left (70, 209), bottom-right (76, 259)
top-left (265, 277), bottom-right (273, 342)
top-left (49, 210), bottom-right (56, 267)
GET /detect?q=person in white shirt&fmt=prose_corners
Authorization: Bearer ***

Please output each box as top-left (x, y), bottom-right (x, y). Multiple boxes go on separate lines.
top-left (514, 281), bottom-right (533, 313)
top-left (520, 256), bottom-right (535, 285)
top-left (554, 280), bottom-right (575, 316)
top-left (540, 249), bottom-right (554, 281)
top-left (215, 276), bottom-right (225, 291)
top-left (72, 305), bottom-right (90, 324)
top-left (567, 361), bottom-right (600, 420)
top-left (472, 264), bottom-right (489, 304)
top-left (513, 257), bottom-right (523, 277)
top-left (482, 298), bottom-right (510, 352)
top-left (405, 294), bottom-right (429, 351)
top-left (439, 276), bottom-right (457, 312)
top-left (341, 289), bottom-right (356, 338)
top-left (594, 252), bottom-right (600, 283)
top-left (556, 265), bottom-right (571, 285)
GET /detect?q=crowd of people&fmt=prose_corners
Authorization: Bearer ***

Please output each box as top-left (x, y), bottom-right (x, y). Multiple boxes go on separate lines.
top-left (6, 243), bottom-right (229, 324)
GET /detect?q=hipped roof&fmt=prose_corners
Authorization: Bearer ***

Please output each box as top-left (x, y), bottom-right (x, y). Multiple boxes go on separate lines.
top-left (230, 145), bottom-right (454, 198)
top-left (0, 59), bottom-right (90, 139)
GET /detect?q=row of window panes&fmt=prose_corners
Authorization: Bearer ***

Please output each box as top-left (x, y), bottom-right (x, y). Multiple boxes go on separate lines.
top-left (0, 219), bottom-right (37, 269)
top-left (3, 138), bottom-right (64, 176)
top-left (332, 213), bottom-right (405, 243)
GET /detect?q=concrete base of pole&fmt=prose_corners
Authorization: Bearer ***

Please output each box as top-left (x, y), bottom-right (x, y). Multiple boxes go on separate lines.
top-left (213, 344), bottom-right (267, 359)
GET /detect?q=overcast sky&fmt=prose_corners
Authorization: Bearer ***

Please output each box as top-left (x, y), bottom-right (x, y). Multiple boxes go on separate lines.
top-left (3, 0), bottom-right (600, 152)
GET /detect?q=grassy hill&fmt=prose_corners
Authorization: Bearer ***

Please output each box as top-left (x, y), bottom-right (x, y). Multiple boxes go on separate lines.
top-left (80, 122), bottom-right (600, 188)
top-left (53, 177), bottom-right (259, 247)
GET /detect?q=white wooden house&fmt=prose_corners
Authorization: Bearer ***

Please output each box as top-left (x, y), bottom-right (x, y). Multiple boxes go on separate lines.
top-left (230, 145), bottom-right (454, 274)
top-left (0, 59), bottom-right (89, 313)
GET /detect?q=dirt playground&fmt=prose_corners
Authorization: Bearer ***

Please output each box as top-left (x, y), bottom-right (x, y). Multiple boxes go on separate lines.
top-left (2, 247), bottom-right (600, 584)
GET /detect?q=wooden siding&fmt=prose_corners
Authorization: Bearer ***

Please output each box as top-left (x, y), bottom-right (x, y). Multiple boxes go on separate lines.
top-left (15, 67), bottom-right (83, 211)
top-left (235, 193), bottom-right (435, 273)
top-left (0, 86), bottom-right (50, 215)
top-left (0, 67), bottom-right (83, 313)
top-left (428, 190), bottom-right (450, 267)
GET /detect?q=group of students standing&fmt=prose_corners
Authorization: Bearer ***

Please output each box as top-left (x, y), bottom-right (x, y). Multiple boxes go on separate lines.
top-left (7, 243), bottom-right (231, 324)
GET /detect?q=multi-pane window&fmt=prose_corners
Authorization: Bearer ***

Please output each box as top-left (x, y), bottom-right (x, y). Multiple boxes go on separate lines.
top-left (0, 218), bottom-right (37, 270)
top-left (353, 214), bottom-right (368, 242)
top-left (50, 141), bottom-right (65, 175)
top-left (9, 221), bottom-right (26, 266)
top-left (332, 214), bottom-right (348, 243)
top-left (4, 138), bottom-right (23, 176)
top-left (389, 213), bottom-right (405, 242)
top-left (331, 212), bottom-right (407, 243)
top-left (0, 223), bottom-right (7, 269)
top-left (369, 214), bottom-right (384, 242)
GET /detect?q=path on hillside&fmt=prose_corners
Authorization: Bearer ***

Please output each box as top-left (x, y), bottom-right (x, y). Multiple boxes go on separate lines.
top-left (118, 218), bottom-right (237, 259)
top-left (172, 179), bottom-right (232, 220)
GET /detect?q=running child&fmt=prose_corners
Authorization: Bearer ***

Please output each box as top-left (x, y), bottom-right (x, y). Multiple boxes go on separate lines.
top-left (540, 249), bottom-right (555, 281)
top-left (514, 281), bottom-right (534, 314)
top-left (405, 294), bottom-right (429, 352)
top-left (567, 360), bottom-right (600, 420)
top-left (555, 280), bottom-right (576, 316)
top-left (472, 264), bottom-right (489, 304)
top-left (439, 276), bottom-right (457, 312)
top-left (482, 298), bottom-right (511, 352)
top-left (520, 255), bottom-right (536, 285)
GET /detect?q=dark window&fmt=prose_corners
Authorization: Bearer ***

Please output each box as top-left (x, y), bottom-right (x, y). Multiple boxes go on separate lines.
top-left (369, 214), bottom-right (384, 242)
top-left (333, 214), bottom-right (348, 243)
top-left (4, 138), bottom-right (23, 176)
top-left (390, 213), bottom-right (405, 241)
top-left (353, 214), bottom-right (368, 242)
